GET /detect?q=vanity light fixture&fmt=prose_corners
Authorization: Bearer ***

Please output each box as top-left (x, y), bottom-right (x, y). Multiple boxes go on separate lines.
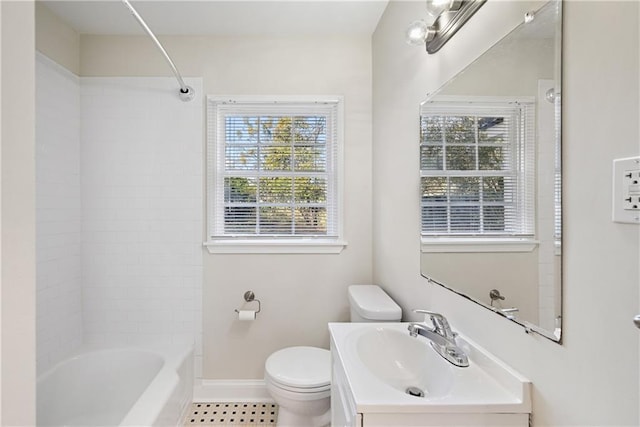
top-left (405, 0), bottom-right (486, 54)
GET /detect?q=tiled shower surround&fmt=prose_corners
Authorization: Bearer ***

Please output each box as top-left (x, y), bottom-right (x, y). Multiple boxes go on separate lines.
top-left (36, 53), bottom-right (204, 376)
top-left (36, 54), bottom-right (83, 375)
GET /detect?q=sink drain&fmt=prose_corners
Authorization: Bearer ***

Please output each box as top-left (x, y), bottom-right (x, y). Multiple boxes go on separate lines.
top-left (405, 386), bottom-right (425, 398)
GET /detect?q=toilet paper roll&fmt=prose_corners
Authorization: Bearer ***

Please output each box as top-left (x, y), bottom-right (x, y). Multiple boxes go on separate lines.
top-left (237, 310), bottom-right (256, 321)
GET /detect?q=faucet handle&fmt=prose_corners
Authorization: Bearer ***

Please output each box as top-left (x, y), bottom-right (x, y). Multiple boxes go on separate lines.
top-left (412, 309), bottom-right (439, 320)
top-left (412, 309), bottom-right (429, 325)
top-left (412, 309), bottom-right (455, 340)
top-left (412, 309), bottom-right (443, 322)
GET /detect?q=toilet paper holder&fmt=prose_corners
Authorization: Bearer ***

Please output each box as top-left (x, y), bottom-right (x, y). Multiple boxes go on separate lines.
top-left (235, 290), bottom-right (261, 315)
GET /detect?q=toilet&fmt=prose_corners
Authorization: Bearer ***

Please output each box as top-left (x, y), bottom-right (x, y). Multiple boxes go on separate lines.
top-left (264, 285), bottom-right (401, 427)
top-left (347, 284), bottom-right (402, 322)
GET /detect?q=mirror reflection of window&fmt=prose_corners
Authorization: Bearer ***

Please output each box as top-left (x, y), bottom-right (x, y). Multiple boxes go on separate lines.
top-left (420, 98), bottom-right (535, 239)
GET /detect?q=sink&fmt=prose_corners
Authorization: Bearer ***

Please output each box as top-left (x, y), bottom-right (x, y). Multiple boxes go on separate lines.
top-left (329, 322), bottom-right (532, 416)
top-left (355, 326), bottom-right (454, 398)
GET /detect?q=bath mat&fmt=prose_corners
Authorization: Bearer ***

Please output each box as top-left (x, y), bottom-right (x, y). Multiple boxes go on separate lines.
top-left (185, 402), bottom-right (278, 426)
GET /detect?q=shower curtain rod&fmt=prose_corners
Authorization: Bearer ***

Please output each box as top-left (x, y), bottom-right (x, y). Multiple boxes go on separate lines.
top-left (121, 0), bottom-right (195, 102)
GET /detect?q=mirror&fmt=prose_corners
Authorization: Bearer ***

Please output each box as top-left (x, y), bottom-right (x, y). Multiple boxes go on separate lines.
top-left (420, 1), bottom-right (562, 341)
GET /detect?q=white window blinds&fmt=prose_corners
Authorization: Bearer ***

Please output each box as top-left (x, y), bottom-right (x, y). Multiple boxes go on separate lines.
top-left (420, 99), bottom-right (535, 237)
top-left (208, 98), bottom-right (341, 240)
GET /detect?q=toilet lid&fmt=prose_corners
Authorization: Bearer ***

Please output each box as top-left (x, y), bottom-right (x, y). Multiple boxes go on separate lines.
top-left (265, 346), bottom-right (331, 390)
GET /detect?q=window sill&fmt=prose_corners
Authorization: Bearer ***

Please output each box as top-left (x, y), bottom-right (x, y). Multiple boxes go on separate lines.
top-left (204, 239), bottom-right (348, 254)
top-left (421, 237), bottom-right (538, 253)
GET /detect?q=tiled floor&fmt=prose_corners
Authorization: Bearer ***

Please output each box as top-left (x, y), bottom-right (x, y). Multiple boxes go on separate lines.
top-left (185, 402), bottom-right (278, 426)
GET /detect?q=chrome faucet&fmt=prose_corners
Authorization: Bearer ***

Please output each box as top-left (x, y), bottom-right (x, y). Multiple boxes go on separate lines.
top-left (408, 309), bottom-right (469, 368)
top-left (413, 309), bottom-right (457, 341)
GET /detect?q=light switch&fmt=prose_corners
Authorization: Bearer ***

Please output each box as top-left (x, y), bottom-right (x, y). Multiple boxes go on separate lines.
top-left (613, 156), bottom-right (640, 223)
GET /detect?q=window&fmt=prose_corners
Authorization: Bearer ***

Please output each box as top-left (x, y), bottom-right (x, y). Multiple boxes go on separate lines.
top-left (206, 96), bottom-right (345, 254)
top-left (420, 97), bottom-right (535, 252)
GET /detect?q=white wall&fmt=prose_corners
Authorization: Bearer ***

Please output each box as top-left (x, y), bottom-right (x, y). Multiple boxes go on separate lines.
top-left (80, 34), bottom-right (374, 379)
top-left (443, 38), bottom-right (554, 97)
top-left (373, 1), bottom-right (639, 425)
top-left (1, 1), bottom-right (36, 425)
top-left (35, 1), bottom-right (79, 75)
top-left (80, 77), bottom-right (203, 374)
top-left (35, 53), bottom-right (83, 375)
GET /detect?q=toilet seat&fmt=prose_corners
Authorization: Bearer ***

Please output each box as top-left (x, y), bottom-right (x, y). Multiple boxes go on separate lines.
top-left (266, 371), bottom-right (331, 394)
top-left (265, 346), bottom-right (330, 393)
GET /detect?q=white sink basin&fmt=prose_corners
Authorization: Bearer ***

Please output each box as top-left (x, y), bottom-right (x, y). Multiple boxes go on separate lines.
top-left (329, 322), bottom-right (531, 414)
top-left (355, 326), bottom-right (454, 398)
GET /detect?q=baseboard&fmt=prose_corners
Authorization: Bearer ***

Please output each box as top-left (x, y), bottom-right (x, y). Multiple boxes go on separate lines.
top-left (194, 379), bottom-right (273, 402)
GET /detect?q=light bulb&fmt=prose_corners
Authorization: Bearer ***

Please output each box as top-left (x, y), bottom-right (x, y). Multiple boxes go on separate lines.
top-left (405, 20), bottom-right (436, 46)
top-left (426, 0), bottom-right (452, 18)
top-left (425, 0), bottom-right (462, 18)
top-left (405, 20), bottom-right (428, 45)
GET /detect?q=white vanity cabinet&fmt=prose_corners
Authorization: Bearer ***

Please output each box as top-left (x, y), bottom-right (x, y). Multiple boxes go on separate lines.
top-left (329, 322), bottom-right (531, 427)
top-left (331, 349), bottom-right (361, 427)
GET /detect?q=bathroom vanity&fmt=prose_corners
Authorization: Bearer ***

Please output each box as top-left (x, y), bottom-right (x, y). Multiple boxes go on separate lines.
top-left (329, 322), bottom-right (531, 426)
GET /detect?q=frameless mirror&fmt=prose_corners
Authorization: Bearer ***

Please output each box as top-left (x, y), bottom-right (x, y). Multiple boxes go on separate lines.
top-left (420, 1), bottom-right (562, 341)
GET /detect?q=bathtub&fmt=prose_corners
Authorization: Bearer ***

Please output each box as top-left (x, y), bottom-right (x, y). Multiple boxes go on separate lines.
top-left (37, 343), bottom-right (193, 426)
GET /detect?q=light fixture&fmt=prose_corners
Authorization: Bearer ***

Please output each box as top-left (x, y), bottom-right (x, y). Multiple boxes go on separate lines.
top-left (405, 0), bottom-right (486, 54)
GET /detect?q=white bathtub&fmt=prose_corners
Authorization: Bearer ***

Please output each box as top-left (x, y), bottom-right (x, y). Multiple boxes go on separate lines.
top-left (37, 343), bottom-right (193, 426)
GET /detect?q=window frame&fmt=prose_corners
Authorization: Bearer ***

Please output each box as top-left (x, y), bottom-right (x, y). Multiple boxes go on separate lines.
top-left (419, 96), bottom-right (538, 253)
top-left (205, 95), bottom-right (346, 254)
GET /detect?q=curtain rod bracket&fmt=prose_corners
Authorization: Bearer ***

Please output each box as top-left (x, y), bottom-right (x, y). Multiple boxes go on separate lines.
top-left (179, 86), bottom-right (196, 102)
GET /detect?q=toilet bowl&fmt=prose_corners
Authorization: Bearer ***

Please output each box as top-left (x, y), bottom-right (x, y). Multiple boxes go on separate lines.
top-left (265, 346), bottom-right (331, 427)
top-left (264, 285), bottom-right (401, 426)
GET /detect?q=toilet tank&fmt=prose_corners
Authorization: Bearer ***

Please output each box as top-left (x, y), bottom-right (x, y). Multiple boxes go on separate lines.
top-left (348, 285), bottom-right (402, 322)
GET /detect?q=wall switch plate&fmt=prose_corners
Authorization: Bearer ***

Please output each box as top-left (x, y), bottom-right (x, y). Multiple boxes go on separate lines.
top-left (613, 156), bottom-right (640, 223)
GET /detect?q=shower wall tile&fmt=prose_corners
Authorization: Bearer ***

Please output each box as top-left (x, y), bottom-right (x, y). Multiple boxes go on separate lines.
top-left (36, 53), bottom-right (83, 375)
top-left (80, 77), bottom-right (203, 377)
